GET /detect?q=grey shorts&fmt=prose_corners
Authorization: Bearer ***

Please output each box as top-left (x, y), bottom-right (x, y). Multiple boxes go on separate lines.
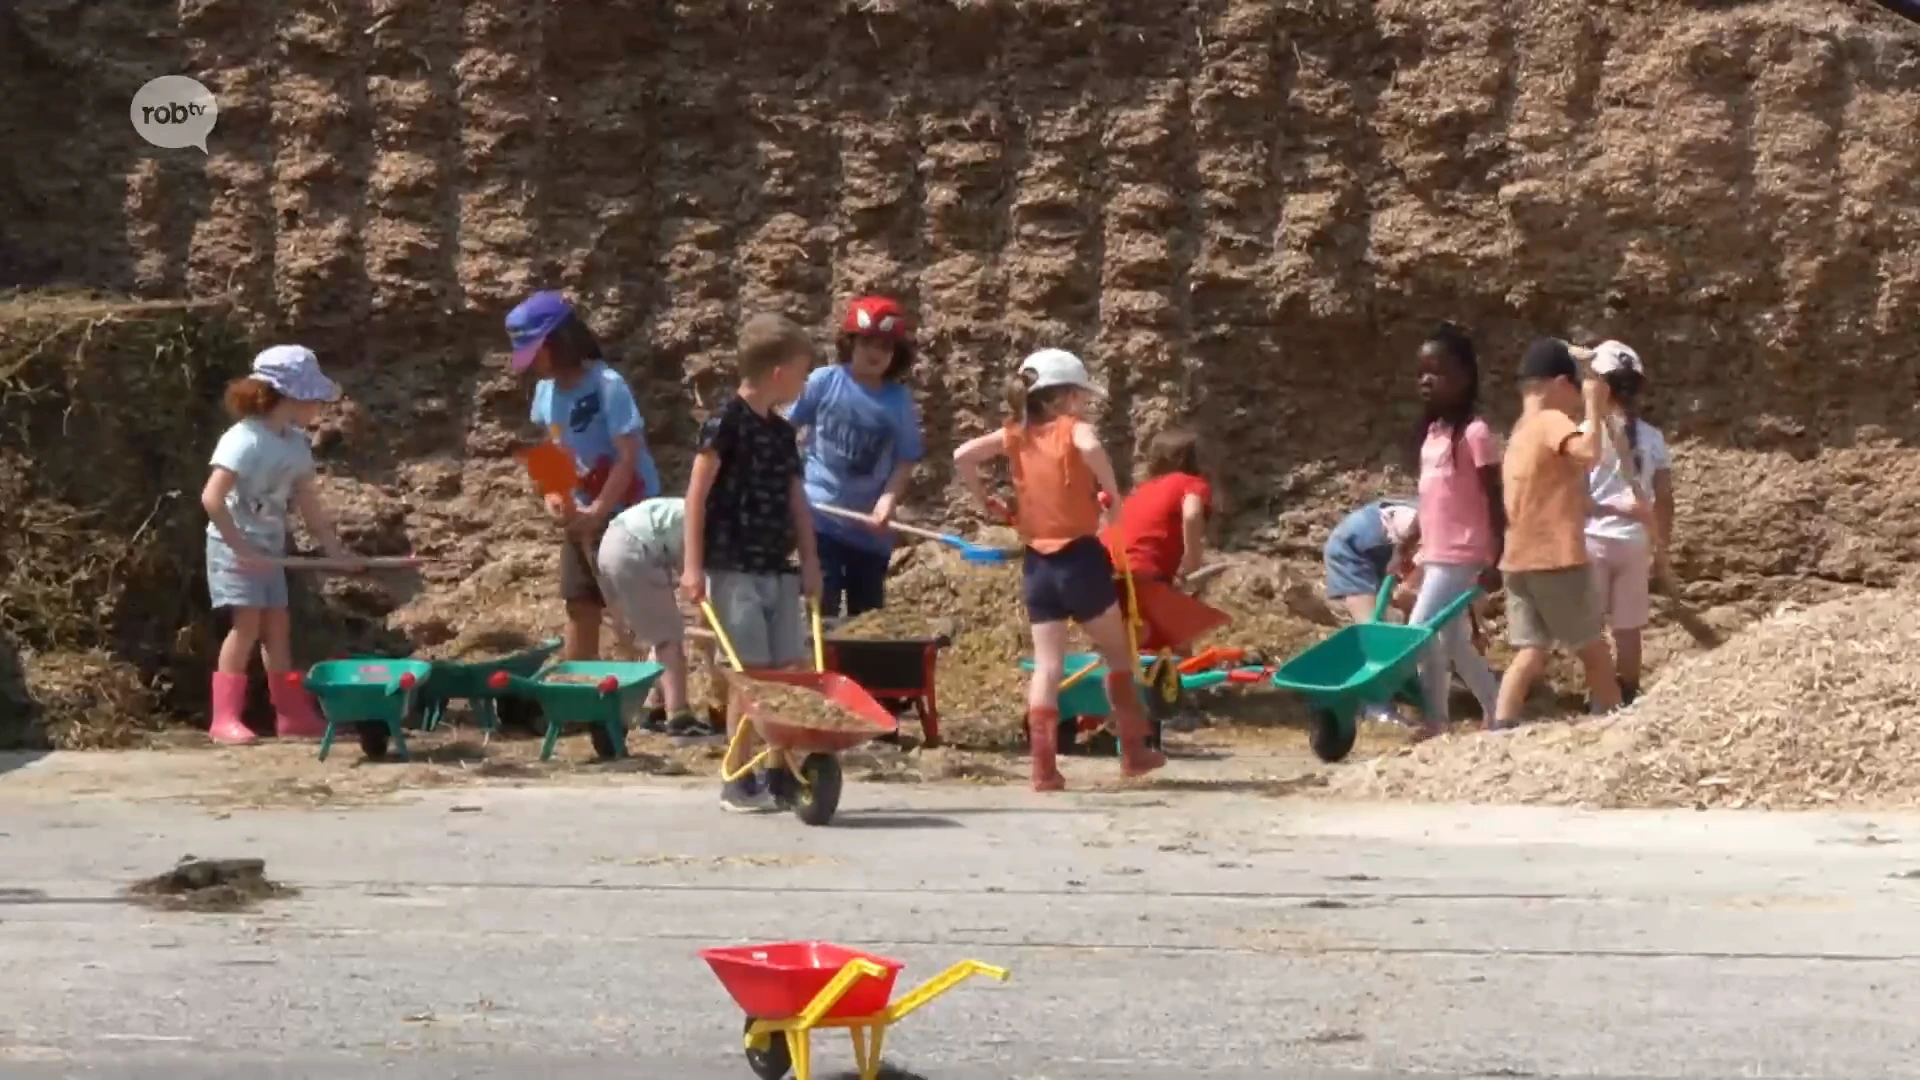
top-left (596, 524), bottom-right (684, 647)
top-left (708, 570), bottom-right (804, 670)
top-left (1506, 565), bottom-right (1602, 651)
top-left (206, 534), bottom-right (288, 610)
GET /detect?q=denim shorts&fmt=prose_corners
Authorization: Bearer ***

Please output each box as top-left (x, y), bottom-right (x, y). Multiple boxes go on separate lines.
top-left (1324, 504), bottom-right (1393, 599)
top-left (1022, 536), bottom-right (1118, 625)
top-left (206, 533), bottom-right (288, 610)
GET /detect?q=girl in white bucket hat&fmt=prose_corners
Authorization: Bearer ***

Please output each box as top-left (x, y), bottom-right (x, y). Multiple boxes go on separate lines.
top-left (199, 345), bottom-right (358, 745)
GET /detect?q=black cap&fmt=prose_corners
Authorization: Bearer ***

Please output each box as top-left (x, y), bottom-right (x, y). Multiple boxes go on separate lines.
top-left (1518, 338), bottom-right (1579, 382)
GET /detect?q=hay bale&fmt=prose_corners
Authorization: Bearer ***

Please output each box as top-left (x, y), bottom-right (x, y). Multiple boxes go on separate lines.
top-left (0, 292), bottom-right (248, 738)
top-left (1337, 589), bottom-right (1920, 810)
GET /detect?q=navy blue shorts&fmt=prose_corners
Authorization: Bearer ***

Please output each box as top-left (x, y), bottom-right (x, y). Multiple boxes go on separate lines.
top-left (816, 531), bottom-right (890, 619)
top-left (1022, 537), bottom-right (1118, 625)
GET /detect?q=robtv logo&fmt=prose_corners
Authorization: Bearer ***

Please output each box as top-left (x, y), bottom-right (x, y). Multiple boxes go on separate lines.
top-left (130, 75), bottom-right (219, 152)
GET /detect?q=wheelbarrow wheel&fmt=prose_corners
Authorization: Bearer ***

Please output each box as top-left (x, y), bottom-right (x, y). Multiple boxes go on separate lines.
top-left (742, 1016), bottom-right (792, 1080)
top-left (357, 722), bottom-right (391, 761)
top-left (792, 753), bottom-right (843, 827)
top-left (1308, 709), bottom-right (1357, 763)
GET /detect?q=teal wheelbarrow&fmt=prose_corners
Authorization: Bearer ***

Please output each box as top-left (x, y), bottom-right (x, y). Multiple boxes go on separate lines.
top-left (487, 661), bottom-right (664, 761)
top-left (1270, 577), bottom-right (1479, 763)
top-left (306, 659), bottom-right (436, 761)
top-left (415, 637), bottom-right (562, 733)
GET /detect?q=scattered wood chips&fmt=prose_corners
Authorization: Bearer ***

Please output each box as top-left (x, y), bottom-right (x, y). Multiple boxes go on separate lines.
top-left (1338, 590), bottom-right (1920, 809)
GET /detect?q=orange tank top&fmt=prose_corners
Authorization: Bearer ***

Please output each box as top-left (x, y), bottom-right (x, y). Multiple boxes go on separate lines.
top-left (1004, 417), bottom-right (1101, 555)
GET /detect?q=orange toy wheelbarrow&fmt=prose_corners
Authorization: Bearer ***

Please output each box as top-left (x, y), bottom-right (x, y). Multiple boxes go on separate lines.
top-left (701, 598), bottom-right (897, 826)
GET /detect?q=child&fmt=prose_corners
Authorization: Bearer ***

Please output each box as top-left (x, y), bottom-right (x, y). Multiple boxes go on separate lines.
top-left (199, 345), bottom-right (358, 745)
top-left (1102, 427), bottom-right (1213, 586)
top-left (788, 296), bottom-right (924, 619)
top-left (507, 291), bottom-right (660, 664)
top-left (1391, 324), bottom-right (1503, 736)
top-left (953, 348), bottom-right (1164, 791)
top-left (1578, 340), bottom-right (1672, 707)
top-left (596, 496), bottom-right (695, 732)
top-left (1492, 338), bottom-right (1621, 728)
top-left (1323, 497), bottom-right (1418, 625)
top-left (682, 313), bottom-right (822, 812)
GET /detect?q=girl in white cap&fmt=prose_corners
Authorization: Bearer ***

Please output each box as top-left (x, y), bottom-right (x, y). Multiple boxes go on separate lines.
top-left (198, 345), bottom-right (358, 744)
top-left (1579, 340), bottom-right (1672, 706)
top-left (953, 348), bottom-right (1164, 790)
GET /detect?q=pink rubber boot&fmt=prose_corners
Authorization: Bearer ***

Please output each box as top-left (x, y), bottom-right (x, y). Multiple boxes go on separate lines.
top-left (268, 671), bottom-right (327, 739)
top-left (208, 671), bottom-right (256, 745)
top-left (1027, 707), bottom-right (1067, 792)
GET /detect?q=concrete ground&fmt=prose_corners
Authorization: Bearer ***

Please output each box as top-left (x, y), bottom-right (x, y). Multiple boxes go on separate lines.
top-left (5, 751), bottom-right (1920, 1078)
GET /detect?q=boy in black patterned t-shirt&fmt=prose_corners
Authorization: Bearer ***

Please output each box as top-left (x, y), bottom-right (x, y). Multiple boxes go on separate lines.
top-left (682, 313), bottom-right (822, 812)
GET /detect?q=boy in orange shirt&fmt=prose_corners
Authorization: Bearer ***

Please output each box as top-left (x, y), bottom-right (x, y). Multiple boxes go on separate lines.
top-left (1492, 339), bottom-right (1621, 729)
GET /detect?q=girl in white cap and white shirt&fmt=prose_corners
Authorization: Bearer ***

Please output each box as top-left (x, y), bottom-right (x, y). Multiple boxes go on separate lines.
top-left (199, 345), bottom-right (360, 744)
top-left (1579, 340), bottom-right (1672, 706)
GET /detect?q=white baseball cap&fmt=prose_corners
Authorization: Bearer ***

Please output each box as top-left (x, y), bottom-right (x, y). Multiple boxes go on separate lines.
top-left (1018, 348), bottom-right (1100, 395)
top-left (251, 345), bottom-right (341, 402)
top-left (1589, 340), bottom-right (1644, 377)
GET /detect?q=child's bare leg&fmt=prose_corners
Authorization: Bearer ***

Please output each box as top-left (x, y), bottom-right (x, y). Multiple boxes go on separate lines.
top-left (1575, 639), bottom-right (1621, 714)
top-left (1339, 595), bottom-right (1376, 624)
top-left (219, 609), bottom-right (263, 675)
top-left (656, 640), bottom-right (689, 714)
top-left (564, 599), bottom-right (602, 662)
top-left (1494, 647), bottom-right (1549, 729)
top-left (1612, 627), bottom-right (1643, 690)
top-left (1025, 620), bottom-right (1069, 791)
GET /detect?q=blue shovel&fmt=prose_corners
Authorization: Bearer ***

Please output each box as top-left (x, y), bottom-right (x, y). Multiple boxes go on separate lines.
top-left (817, 505), bottom-right (1014, 566)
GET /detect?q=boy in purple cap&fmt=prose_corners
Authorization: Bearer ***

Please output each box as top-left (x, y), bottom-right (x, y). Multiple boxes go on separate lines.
top-left (507, 291), bottom-right (661, 665)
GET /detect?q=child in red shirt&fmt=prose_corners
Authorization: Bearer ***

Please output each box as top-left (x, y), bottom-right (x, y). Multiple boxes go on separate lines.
top-left (1102, 428), bottom-right (1212, 585)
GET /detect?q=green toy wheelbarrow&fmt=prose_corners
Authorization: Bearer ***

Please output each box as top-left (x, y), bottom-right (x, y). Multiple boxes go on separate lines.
top-left (488, 661), bottom-right (664, 761)
top-left (306, 659), bottom-right (436, 762)
top-left (1270, 576), bottom-right (1479, 762)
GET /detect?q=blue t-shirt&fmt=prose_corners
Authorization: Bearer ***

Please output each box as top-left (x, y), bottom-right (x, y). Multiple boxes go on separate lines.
top-left (529, 361), bottom-right (660, 511)
top-left (787, 364), bottom-right (924, 553)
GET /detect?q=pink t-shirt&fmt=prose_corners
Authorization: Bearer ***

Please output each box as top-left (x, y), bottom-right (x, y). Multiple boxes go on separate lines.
top-left (1416, 417), bottom-right (1501, 566)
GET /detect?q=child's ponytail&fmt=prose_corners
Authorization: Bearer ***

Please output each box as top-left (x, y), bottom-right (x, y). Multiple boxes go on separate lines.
top-left (223, 375), bottom-right (283, 419)
top-left (1003, 370), bottom-right (1035, 429)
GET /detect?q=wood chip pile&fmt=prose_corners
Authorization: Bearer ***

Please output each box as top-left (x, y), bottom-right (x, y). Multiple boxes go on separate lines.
top-left (1337, 589), bottom-right (1920, 809)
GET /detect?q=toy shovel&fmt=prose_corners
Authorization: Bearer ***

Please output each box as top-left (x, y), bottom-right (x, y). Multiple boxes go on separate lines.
top-left (815, 504), bottom-right (1013, 565)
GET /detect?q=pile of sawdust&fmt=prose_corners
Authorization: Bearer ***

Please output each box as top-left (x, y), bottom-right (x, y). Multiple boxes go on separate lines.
top-left (128, 857), bottom-right (299, 913)
top-left (1338, 590), bottom-right (1920, 810)
top-left (0, 295), bottom-right (249, 745)
top-left (19, 649), bottom-right (163, 750)
top-left (744, 681), bottom-right (889, 734)
top-left (429, 627), bottom-right (544, 662)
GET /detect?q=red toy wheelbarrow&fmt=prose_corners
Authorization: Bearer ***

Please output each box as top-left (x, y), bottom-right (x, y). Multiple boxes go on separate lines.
top-left (701, 939), bottom-right (1008, 1080)
top-left (700, 599), bottom-right (897, 826)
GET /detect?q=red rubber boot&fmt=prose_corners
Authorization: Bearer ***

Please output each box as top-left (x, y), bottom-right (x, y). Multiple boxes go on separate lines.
top-left (269, 671), bottom-right (327, 739)
top-left (1027, 707), bottom-right (1067, 792)
top-left (208, 671), bottom-right (256, 745)
top-left (1105, 671), bottom-right (1166, 779)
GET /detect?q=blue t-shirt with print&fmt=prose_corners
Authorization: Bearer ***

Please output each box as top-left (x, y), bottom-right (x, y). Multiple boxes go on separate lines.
top-left (787, 364), bottom-right (925, 553)
top-left (529, 361), bottom-right (661, 511)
